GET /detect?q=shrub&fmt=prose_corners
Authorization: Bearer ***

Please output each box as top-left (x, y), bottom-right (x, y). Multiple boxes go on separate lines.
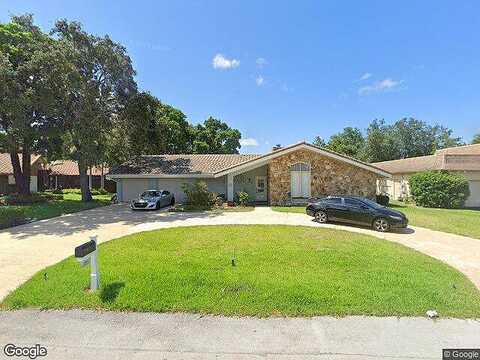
top-left (52, 188), bottom-right (64, 194)
top-left (62, 188), bottom-right (109, 196)
top-left (376, 194), bottom-right (389, 206)
top-left (237, 191), bottom-right (249, 206)
top-left (409, 171), bottom-right (470, 208)
top-left (3, 193), bottom-right (63, 205)
top-left (181, 181), bottom-right (216, 207)
top-left (215, 194), bottom-right (225, 207)
top-left (62, 188), bottom-right (82, 194)
top-left (38, 192), bottom-right (64, 201)
top-left (0, 207), bottom-right (28, 229)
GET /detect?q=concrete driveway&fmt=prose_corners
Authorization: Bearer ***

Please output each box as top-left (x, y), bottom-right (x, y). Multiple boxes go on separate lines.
top-left (1, 204), bottom-right (480, 301)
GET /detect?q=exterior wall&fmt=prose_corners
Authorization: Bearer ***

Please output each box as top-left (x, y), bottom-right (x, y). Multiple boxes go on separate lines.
top-left (118, 176), bottom-right (227, 203)
top-left (233, 165), bottom-right (268, 203)
top-left (378, 174), bottom-right (411, 200)
top-left (48, 175), bottom-right (116, 193)
top-left (378, 171), bottom-right (480, 207)
top-left (0, 174), bottom-right (39, 194)
top-left (268, 149), bottom-right (379, 205)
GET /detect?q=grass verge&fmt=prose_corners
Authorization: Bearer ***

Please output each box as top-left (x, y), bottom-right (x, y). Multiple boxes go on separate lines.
top-left (0, 193), bottom-right (112, 229)
top-left (272, 204), bottom-right (480, 239)
top-left (3, 225), bottom-right (480, 317)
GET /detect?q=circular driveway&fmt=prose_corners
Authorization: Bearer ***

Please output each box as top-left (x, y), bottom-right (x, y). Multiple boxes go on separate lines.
top-left (1, 204), bottom-right (479, 300)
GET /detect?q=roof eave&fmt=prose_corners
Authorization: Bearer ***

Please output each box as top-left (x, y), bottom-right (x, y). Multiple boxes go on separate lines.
top-left (214, 142), bottom-right (392, 178)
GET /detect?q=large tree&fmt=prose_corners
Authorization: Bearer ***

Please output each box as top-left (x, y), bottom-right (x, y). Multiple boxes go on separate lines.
top-left (52, 20), bottom-right (137, 201)
top-left (359, 118), bottom-right (463, 162)
top-left (192, 117), bottom-right (241, 154)
top-left (324, 127), bottom-right (364, 158)
top-left (360, 119), bottom-right (399, 162)
top-left (0, 15), bottom-right (71, 194)
top-left (472, 133), bottom-right (480, 144)
top-left (107, 92), bottom-right (193, 164)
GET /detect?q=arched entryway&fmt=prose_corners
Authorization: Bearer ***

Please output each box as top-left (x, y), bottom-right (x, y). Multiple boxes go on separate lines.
top-left (290, 162), bottom-right (311, 198)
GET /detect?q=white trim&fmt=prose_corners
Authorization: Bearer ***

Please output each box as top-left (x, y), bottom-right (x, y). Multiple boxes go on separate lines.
top-left (215, 143), bottom-right (391, 178)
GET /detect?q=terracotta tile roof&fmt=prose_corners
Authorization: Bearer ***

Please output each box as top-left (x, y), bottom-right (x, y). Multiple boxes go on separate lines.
top-left (108, 154), bottom-right (261, 175)
top-left (48, 160), bottom-right (107, 176)
top-left (372, 144), bottom-right (480, 174)
top-left (0, 153), bottom-right (43, 175)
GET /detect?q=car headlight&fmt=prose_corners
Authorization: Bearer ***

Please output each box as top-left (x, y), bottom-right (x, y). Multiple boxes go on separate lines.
top-left (389, 215), bottom-right (403, 221)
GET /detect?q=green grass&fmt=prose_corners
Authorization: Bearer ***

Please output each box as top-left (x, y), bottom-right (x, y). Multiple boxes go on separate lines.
top-left (272, 206), bottom-right (306, 214)
top-left (169, 204), bottom-right (255, 213)
top-left (3, 225), bottom-right (480, 318)
top-left (0, 193), bottom-right (112, 228)
top-left (389, 201), bottom-right (480, 239)
top-left (272, 204), bottom-right (480, 239)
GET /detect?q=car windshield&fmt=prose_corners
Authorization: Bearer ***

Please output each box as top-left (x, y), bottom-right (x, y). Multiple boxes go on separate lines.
top-left (141, 191), bottom-right (158, 198)
top-left (359, 198), bottom-right (384, 209)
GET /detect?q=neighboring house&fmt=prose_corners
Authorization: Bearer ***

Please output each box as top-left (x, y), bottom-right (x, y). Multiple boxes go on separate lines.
top-left (373, 143), bottom-right (480, 207)
top-left (0, 153), bottom-right (45, 194)
top-left (107, 142), bottom-right (390, 205)
top-left (48, 160), bottom-right (116, 193)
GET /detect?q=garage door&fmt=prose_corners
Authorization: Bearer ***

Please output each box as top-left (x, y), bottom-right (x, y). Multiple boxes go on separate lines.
top-left (465, 181), bottom-right (480, 207)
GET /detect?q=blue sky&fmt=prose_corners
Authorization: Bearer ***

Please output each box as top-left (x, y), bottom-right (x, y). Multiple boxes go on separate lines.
top-left (1, 0), bottom-right (479, 153)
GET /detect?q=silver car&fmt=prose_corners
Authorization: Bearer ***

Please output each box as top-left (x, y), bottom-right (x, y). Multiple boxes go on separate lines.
top-left (130, 190), bottom-right (175, 210)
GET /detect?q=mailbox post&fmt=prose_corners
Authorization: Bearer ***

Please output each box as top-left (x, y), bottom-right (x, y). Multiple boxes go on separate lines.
top-left (75, 235), bottom-right (100, 291)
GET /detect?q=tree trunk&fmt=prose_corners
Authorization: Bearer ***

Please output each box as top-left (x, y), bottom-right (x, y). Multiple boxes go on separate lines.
top-left (9, 152), bottom-right (29, 195)
top-left (100, 163), bottom-right (104, 190)
top-left (78, 158), bottom-right (93, 202)
top-left (22, 146), bottom-right (31, 194)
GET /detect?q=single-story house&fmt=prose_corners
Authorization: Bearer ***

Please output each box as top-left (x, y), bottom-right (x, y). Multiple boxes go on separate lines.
top-left (0, 153), bottom-right (45, 194)
top-left (107, 142), bottom-right (390, 205)
top-left (48, 160), bottom-right (116, 193)
top-left (373, 143), bottom-right (480, 207)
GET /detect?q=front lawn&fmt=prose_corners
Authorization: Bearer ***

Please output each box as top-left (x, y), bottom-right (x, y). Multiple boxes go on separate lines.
top-left (3, 225), bottom-right (480, 317)
top-left (0, 193), bottom-right (112, 229)
top-left (272, 204), bottom-right (480, 239)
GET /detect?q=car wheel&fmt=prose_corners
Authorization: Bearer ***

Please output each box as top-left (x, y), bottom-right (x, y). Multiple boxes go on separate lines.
top-left (373, 217), bottom-right (390, 232)
top-left (170, 197), bottom-right (175, 206)
top-left (314, 210), bottom-right (328, 223)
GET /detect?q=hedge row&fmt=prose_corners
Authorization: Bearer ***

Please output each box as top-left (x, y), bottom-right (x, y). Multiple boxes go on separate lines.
top-left (409, 171), bottom-right (470, 208)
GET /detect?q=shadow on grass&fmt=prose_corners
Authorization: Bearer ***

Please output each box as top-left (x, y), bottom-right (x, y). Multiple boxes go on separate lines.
top-left (100, 282), bottom-right (125, 303)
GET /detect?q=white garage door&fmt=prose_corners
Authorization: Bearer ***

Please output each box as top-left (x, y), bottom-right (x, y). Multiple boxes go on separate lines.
top-left (120, 177), bottom-right (227, 203)
top-left (465, 181), bottom-right (480, 207)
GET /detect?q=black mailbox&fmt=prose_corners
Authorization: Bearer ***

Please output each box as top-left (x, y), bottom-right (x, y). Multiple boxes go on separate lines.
top-left (75, 240), bottom-right (96, 258)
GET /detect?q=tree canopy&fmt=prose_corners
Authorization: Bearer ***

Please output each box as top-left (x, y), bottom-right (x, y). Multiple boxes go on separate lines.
top-left (0, 15), bottom-right (72, 194)
top-left (315, 118), bottom-right (464, 162)
top-left (472, 133), bottom-right (480, 144)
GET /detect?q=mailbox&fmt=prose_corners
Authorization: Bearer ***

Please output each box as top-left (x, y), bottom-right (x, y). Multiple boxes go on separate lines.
top-left (75, 240), bottom-right (96, 258)
top-left (75, 236), bottom-right (100, 291)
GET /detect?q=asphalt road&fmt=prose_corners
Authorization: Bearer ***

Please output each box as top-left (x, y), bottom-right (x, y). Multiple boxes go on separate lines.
top-left (1, 310), bottom-right (479, 359)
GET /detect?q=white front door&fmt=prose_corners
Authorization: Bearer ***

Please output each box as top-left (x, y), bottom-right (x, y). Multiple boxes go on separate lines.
top-left (255, 176), bottom-right (267, 201)
top-left (291, 171), bottom-right (311, 198)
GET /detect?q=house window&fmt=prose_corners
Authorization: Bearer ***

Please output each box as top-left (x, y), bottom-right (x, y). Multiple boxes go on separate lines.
top-left (290, 162), bottom-right (311, 198)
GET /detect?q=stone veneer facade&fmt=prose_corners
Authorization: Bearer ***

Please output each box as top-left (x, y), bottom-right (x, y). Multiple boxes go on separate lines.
top-left (268, 149), bottom-right (379, 205)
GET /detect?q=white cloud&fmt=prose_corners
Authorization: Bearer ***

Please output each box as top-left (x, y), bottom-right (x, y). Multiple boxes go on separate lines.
top-left (256, 57), bottom-right (267, 68)
top-left (281, 83), bottom-right (291, 92)
top-left (358, 78), bottom-right (403, 95)
top-left (212, 54), bottom-right (240, 70)
top-left (255, 75), bottom-right (264, 86)
top-left (359, 72), bottom-right (372, 81)
top-left (239, 138), bottom-right (259, 147)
